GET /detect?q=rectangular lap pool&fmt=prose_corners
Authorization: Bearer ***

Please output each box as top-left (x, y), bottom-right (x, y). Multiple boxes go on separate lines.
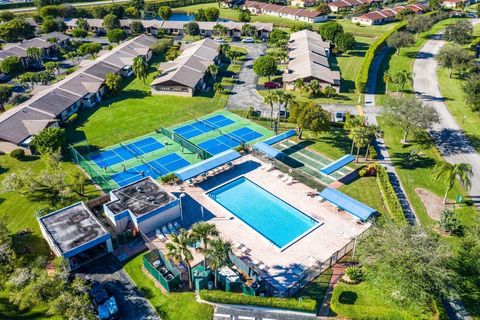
top-left (207, 177), bottom-right (319, 250)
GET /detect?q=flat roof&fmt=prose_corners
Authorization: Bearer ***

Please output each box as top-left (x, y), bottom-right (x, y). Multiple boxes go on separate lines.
top-left (108, 177), bottom-right (177, 217)
top-left (39, 202), bottom-right (109, 254)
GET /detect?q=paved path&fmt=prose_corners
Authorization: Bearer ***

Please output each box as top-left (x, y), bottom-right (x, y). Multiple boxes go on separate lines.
top-left (413, 19), bottom-right (480, 207)
top-left (317, 264), bottom-right (346, 317)
top-left (77, 255), bottom-right (159, 320)
top-left (213, 304), bottom-right (317, 320)
top-left (226, 43), bottom-right (267, 113)
top-left (364, 45), bottom-right (391, 107)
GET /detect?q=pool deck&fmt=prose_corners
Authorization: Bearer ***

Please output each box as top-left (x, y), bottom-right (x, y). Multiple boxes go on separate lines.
top-left (159, 155), bottom-right (371, 294)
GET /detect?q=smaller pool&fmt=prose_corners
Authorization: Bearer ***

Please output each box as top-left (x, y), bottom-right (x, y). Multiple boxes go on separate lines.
top-left (207, 177), bottom-right (319, 250)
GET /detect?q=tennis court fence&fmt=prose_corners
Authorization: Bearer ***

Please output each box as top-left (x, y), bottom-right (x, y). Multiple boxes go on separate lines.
top-left (160, 126), bottom-right (211, 160)
top-left (69, 144), bottom-right (116, 192)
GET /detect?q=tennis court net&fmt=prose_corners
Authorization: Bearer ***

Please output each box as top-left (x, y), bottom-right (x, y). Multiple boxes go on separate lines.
top-left (120, 142), bottom-right (143, 158)
top-left (141, 159), bottom-right (164, 177)
top-left (197, 118), bottom-right (220, 131)
top-left (222, 130), bottom-right (244, 145)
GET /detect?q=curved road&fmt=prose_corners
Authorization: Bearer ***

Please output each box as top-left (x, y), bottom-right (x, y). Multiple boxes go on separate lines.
top-left (412, 19), bottom-right (480, 207)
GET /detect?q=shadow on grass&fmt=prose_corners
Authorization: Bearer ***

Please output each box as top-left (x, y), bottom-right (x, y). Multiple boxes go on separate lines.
top-left (391, 152), bottom-right (436, 170)
top-left (0, 297), bottom-right (49, 320)
top-left (338, 291), bottom-right (358, 305)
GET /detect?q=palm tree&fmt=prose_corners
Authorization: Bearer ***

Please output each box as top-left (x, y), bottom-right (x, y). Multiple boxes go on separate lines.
top-left (281, 92), bottom-right (295, 128)
top-left (393, 70), bottom-right (412, 94)
top-left (165, 229), bottom-right (195, 289)
top-left (26, 47), bottom-right (43, 66)
top-left (264, 91), bottom-right (276, 127)
top-left (364, 125), bottom-right (382, 160)
top-left (383, 71), bottom-right (392, 93)
top-left (308, 80), bottom-right (321, 97)
top-left (348, 125), bottom-right (370, 163)
top-left (294, 78), bottom-right (305, 93)
top-left (432, 161), bottom-right (473, 204)
top-left (132, 56), bottom-right (148, 84)
top-left (208, 64), bottom-right (219, 80)
top-left (204, 238), bottom-right (233, 289)
top-left (191, 222), bottom-right (219, 267)
top-left (213, 82), bottom-right (224, 93)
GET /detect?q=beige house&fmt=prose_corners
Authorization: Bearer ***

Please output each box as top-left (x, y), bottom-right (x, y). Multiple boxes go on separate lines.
top-left (283, 30), bottom-right (340, 92)
top-left (442, 0), bottom-right (468, 8)
top-left (150, 39), bottom-right (220, 97)
top-left (290, 0), bottom-right (318, 7)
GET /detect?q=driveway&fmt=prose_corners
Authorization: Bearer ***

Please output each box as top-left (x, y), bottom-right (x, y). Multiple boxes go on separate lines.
top-left (77, 255), bottom-right (159, 320)
top-left (412, 19), bottom-right (480, 207)
top-left (226, 42), bottom-right (268, 113)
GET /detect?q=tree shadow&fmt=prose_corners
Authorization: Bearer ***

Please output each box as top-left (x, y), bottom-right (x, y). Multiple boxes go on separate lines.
top-left (338, 291), bottom-right (358, 305)
top-left (391, 152), bottom-right (436, 170)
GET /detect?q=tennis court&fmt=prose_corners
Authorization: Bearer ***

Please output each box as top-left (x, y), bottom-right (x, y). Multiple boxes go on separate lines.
top-left (198, 127), bottom-right (263, 155)
top-left (111, 153), bottom-right (190, 187)
top-left (173, 115), bottom-right (234, 139)
top-left (90, 137), bottom-right (164, 168)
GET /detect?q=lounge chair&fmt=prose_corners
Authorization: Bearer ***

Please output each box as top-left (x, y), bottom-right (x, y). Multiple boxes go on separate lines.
top-left (162, 225), bottom-right (170, 235)
top-left (155, 229), bottom-right (166, 242)
top-left (286, 176), bottom-right (295, 185)
top-left (282, 174), bottom-right (290, 182)
top-left (307, 256), bottom-right (318, 268)
top-left (168, 223), bottom-right (176, 233)
top-left (173, 221), bottom-right (181, 230)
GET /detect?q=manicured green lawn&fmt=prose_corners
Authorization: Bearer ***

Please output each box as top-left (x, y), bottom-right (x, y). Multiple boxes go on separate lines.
top-left (65, 55), bottom-right (226, 149)
top-left (339, 176), bottom-right (386, 214)
top-left (337, 19), bottom-right (399, 38)
top-left (123, 254), bottom-right (213, 320)
top-left (378, 117), bottom-right (477, 230)
top-left (376, 18), bottom-right (466, 106)
top-left (295, 268), bottom-right (332, 313)
top-left (331, 282), bottom-right (435, 319)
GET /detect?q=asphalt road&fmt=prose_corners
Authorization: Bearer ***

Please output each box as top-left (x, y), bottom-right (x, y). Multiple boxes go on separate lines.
top-left (77, 255), bottom-right (159, 320)
top-left (226, 42), bottom-right (268, 113)
top-left (412, 19), bottom-right (480, 207)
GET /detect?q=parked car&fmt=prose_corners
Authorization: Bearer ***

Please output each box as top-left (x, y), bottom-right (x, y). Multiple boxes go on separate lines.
top-left (333, 112), bottom-right (345, 123)
top-left (242, 37), bottom-right (254, 43)
top-left (89, 281), bottom-right (118, 320)
top-left (214, 37), bottom-right (226, 43)
top-left (264, 81), bottom-right (282, 89)
top-left (278, 110), bottom-right (290, 119)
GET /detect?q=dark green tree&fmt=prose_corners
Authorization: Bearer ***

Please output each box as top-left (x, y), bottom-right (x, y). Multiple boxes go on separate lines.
top-left (387, 31), bottom-right (415, 55)
top-left (335, 32), bottom-right (355, 53)
top-left (158, 6), bottom-right (172, 20)
top-left (102, 13), bottom-right (120, 31)
top-left (0, 56), bottom-right (24, 75)
top-left (107, 28), bottom-right (127, 44)
top-left (444, 20), bottom-right (473, 45)
top-left (31, 127), bottom-right (65, 154)
top-left (78, 42), bottom-right (102, 58)
top-left (289, 102), bottom-right (330, 139)
top-left (184, 22), bottom-right (200, 36)
top-left (238, 9), bottom-right (251, 22)
top-left (318, 21), bottom-right (343, 42)
top-left (205, 7), bottom-right (220, 21)
top-left (130, 20), bottom-right (145, 34)
top-left (0, 85), bottom-right (12, 113)
top-left (253, 55), bottom-right (277, 81)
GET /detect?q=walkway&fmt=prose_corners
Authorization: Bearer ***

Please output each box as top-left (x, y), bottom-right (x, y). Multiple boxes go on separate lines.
top-left (226, 42), bottom-right (267, 113)
top-left (317, 264), bottom-right (346, 317)
top-left (412, 19), bottom-right (480, 207)
top-left (364, 45), bottom-right (391, 107)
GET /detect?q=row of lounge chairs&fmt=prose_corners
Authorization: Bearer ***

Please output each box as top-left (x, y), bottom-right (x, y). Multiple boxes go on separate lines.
top-left (235, 242), bottom-right (270, 273)
top-left (155, 221), bottom-right (182, 242)
top-left (186, 162), bottom-right (235, 186)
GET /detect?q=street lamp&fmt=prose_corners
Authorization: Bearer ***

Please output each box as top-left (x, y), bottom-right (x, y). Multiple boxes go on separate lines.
top-left (179, 193), bottom-right (185, 222)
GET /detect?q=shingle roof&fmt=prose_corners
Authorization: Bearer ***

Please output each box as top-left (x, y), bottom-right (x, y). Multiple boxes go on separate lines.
top-left (60, 73), bottom-right (104, 97)
top-left (0, 107), bottom-right (55, 144)
top-left (29, 88), bottom-right (80, 116)
top-left (284, 30), bottom-right (340, 85)
top-left (151, 38), bottom-right (219, 89)
top-left (83, 61), bottom-right (122, 79)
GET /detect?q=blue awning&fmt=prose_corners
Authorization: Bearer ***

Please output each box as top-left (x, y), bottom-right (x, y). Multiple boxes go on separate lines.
top-left (263, 129), bottom-right (296, 145)
top-left (320, 154), bottom-right (355, 175)
top-left (318, 188), bottom-right (376, 221)
top-left (252, 142), bottom-right (283, 159)
top-left (174, 150), bottom-right (241, 181)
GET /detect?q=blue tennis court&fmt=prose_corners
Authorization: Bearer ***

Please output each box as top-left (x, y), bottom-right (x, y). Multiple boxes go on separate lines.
top-left (111, 152), bottom-right (191, 187)
top-left (173, 115), bottom-right (235, 139)
top-left (90, 137), bottom-right (164, 168)
top-left (198, 127), bottom-right (263, 155)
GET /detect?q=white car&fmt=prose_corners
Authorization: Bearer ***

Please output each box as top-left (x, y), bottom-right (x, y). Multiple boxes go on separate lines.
top-left (214, 37), bottom-right (226, 43)
top-left (242, 37), bottom-right (254, 43)
top-left (334, 112), bottom-right (345, 123)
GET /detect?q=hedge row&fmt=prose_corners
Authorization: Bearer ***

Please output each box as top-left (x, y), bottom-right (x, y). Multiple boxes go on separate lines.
top-left (199, 290), bottom-right (317, 313)
top-left (375, 165), bottom-right (406, 224)
top-left (354, 20), bottom-right (407, 94)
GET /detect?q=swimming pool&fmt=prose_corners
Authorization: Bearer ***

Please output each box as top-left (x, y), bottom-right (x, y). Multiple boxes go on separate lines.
top-left (207, 177), bottom-right (319, 250)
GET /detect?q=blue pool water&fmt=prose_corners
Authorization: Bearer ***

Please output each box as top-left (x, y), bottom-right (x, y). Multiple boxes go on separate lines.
top-left (208, 177), bottom-right (318, 249)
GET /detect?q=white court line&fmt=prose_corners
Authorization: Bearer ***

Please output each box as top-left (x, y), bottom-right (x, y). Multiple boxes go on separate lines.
top-left (213, 313), bottom-right (232, 318)
top-left (238, 316), bottom-right (255, 320)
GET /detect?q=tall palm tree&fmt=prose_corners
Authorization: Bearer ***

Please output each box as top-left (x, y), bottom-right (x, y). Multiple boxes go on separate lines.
top-left (208, 64), bottom-right (219, 80)
top-left (191, 222), bottom-right (219, 267)
top-left (432, 161), bottom-right (473, 204)
top-left (281, 92), bottom-right (295, 128)
top-left (263, 91), bottom-right (276, 127)
top-left (383, 71), bottom-right (392, 93)
top-left (204, 238), bottom-right (233, 289)
top-left (393, 70), bottom-right (412, 94)
top-left (308, 80), bottom-right (321, 97)
top-left (348, 125), bottom-right (370, 163)
top-left (165, 229), bottom-right (195, 289)
top-left (27, 47), bottom-right (43, 66)
top-left (294, 78), bottom-right (305, 93)
top-left (132, 56), bottom-right (148, 84)
top-left (213, 82), bottom-right (224, 93)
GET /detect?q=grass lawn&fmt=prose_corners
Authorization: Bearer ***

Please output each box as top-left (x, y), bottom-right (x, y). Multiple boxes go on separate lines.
top-left (338, 176), bottom-right (386, 214)
top-left (330, 282), bottom-right (435, 319)
top-left (0, 290), bottom-right (61, 320)
top-left (123, 254), bottom-right (213, 320)
top-left (65, 55), bottom-right (227, 149)
top-left (337, 19), bottom-right (399, 38)
top-left (295, 268), bottom-right (332, 313)
top-left (375, 18), bottom-right (466, 106)
top-left (378, 117), bottom-right (477, 230)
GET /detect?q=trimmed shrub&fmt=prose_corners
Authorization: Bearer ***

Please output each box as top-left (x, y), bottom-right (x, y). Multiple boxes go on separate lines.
top-left (344, 266), bottom-right (363, 283)
top-left (199, 290), bottom-right (317, 313)
top-left (355, 21), bottom-right (407, 93)
top-left (10, 148), bottom-right (25, 159)
top-left (160, 173), bottom-right (176, 184)
top-left (376, 165), bottom-right (406, 224)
